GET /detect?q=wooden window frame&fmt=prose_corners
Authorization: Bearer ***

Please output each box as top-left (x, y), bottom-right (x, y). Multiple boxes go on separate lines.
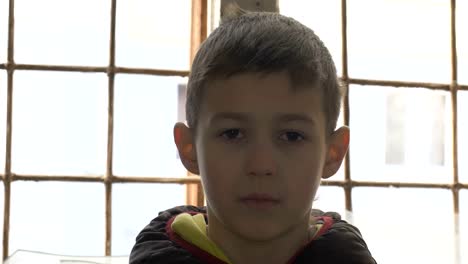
top-left (0, 0), bottom-right (467, 261)
top-left (0, 0), bottom-right (207, 259)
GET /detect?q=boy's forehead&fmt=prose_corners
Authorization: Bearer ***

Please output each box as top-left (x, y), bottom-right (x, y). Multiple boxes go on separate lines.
top-left (198, 72), bottom-right (326, 125)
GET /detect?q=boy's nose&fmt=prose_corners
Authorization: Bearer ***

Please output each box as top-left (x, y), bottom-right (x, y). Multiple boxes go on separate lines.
top-left (245, 143), bottom-right (277, 177)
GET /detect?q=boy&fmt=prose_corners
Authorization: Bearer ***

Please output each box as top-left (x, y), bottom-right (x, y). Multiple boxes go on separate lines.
top-left (130, 5), bottom-right (376, 264)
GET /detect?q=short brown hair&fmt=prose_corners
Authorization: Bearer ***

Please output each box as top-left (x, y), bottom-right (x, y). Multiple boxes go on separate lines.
top-left (186, 7), bottom-right (342, 134)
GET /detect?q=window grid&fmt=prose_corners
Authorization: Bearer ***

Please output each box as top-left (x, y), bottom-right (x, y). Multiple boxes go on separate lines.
top-left (0, 0), bottom-right (466, 261)
top-left (0, 0), bottom-right (206, 259)
top-left (105, 0), bottom-right (116, 255)
top-left (337, 0), bottom-right (467, 216)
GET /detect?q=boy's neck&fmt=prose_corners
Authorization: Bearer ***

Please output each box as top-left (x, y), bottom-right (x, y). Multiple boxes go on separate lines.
top-left (206, 209), bottom-right (310, 264)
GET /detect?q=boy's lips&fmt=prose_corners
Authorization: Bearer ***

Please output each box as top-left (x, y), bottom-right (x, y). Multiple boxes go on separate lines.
top-left (239, 193), bottom-right (281, 209)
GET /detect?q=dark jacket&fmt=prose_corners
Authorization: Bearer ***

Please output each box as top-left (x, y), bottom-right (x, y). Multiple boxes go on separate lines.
top-left (130, 205), bottom-right (377, 264)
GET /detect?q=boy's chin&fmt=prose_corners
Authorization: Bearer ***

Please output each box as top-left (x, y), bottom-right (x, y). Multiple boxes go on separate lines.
top-left (228, 219), bottom-right (292, 242)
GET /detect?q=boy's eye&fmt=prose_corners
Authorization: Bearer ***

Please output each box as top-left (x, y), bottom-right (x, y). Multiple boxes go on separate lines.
top-left (280, 131), bottom-right (305, 142)
top-left (220, 129), bottom-right (243, 140)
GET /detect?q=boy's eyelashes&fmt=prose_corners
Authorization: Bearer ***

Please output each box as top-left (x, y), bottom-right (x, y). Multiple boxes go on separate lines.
top-left (219, 128), bottom-right (244, 141)
top-left (216, 128), bottom-right (307, 143)
top-left (279, 131), bottom-right (306, 142)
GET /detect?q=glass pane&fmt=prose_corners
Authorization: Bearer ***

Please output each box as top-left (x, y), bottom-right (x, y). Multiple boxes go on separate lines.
top-left (279, 0), bottom-right (342, 76)
top-left (12, 71), bottom-right (108, 175)
top-left (460, 190), bottom-right (468, 264)
top-left (349, 85), bottom-right (453, 183)
top-left (0, 0), bottom-right (7, 62)
top-left (10, 182), bottom-right (105, 256)
top-left (353, 188), bottom-right (454, 264)
top-left (113, 74), bottom-right (187, 177)
top-left (208, 0), bottom-right (221, 33)
top-left (458, 1), bottom-right (468, 85)
top-left (0, 70), bottom-right (7, 170)
top-left (15, 0), bottom-right (110, 66)
top-left (460, 91), bottom-right (468, 183)
top-left (116, 0), bottom-right (191, 70)
top-left (112, 183), bottom-right (185, 255)
top-left (348, 1), bottom-right (450, 83)
top-left (312, 186), bottom-right (346, 220)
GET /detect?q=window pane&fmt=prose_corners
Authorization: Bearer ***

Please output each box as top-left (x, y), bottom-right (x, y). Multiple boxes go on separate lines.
top-left (0, 0), bottom-right (7, 62)
top-left (112, 183), bottom-right (185, 255)
top-left (348, 1), bottom-right (450, 83)
top-left (113, 74), bottom-right (187, 177)
top-left (312, 186), bottom-right (346, 220)
top-left (349, 85), bottom-right (453, 183)
top-left (208, 0), bottom-right (221, 33)
top-left (458, 1), bottom-right (468, 85)
top-left (10, 182), bottom-right (105, 256)
top-left (460, 190), bottom-right (468, 264)
top-left (116, 0), bottom-right (191, 70)
top-left (15, 0), bottom-right (110, 66)
top-left (0, 70), bottom-right (6, 171)
top-left (460, 91), bottom-right (468, 183)
top-left (353, 188), bottom-right (455, 263)
top-left (12, 71), bottom-right (108, 175)
top-left (384, 92), bottom-right (406, 164)
top-left (279, 0), bottom-right (342, 76)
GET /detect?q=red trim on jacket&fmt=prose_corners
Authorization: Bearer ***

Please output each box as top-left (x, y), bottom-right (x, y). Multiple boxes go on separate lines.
top-left (286, 216), bottom-right (334, 264)
top-left (311, 216), bottom-right (334, 240)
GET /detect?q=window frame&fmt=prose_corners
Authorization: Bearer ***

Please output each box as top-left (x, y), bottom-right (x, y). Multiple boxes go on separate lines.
top-left (0, 0), bottom-right (207, 258)
top-left (0, 0), bottom-right (467, 261)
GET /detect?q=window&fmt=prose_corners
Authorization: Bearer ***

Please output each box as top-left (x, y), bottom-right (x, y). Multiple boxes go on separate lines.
top-left (280, 0), bottom-right (468, 263)
top-left (385, 91), bottom-right (406, 165)
top-left (1, 0), bottom-right (467, 263)
top-left (0, 0), bottom-right (209, 261)
top-left (385, 91), bottom-right (447, 167)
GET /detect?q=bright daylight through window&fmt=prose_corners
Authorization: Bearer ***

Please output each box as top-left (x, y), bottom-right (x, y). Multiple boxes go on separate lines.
top-left (0, 0), bottom-right (467, 263)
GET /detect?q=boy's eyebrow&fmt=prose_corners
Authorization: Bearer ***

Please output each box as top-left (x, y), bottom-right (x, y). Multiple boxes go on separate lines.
top-left (209, 112), bottom-right (316, 125)
top-left (275, 113), bottom-right (316, 125)
top-left (210, 112), bottom-right (249, 123)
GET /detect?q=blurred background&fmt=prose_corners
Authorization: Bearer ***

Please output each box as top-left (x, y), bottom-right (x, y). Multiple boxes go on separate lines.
top-left (0, 0), bottom-right (467, 263)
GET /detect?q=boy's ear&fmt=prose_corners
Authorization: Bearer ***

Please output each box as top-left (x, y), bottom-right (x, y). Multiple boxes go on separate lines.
top-left (322, 126), bottom-right (350, 179)
top-left (174, 122), bottom-right (199, 175)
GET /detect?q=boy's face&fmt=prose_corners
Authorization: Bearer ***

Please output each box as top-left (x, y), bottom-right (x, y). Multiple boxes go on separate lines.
top-left (175, 72), bottom-right (349, 241)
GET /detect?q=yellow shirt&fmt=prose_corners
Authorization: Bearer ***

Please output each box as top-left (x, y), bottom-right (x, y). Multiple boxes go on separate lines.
top-left (171, 213), bottom-right (231, 263)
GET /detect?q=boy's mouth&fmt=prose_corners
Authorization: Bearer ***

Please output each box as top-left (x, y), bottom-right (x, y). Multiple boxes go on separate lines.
top-left (239, 193), bottom-right (280, 209)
